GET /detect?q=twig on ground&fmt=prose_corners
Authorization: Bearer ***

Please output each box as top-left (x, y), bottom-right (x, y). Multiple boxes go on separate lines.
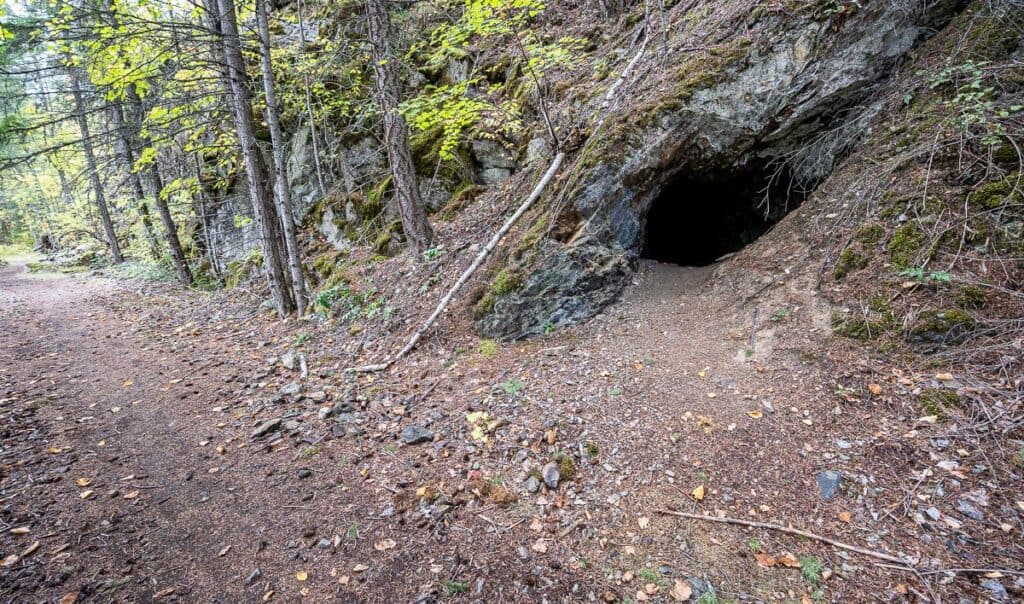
top-left (656, 508), bottom-right (910, 566)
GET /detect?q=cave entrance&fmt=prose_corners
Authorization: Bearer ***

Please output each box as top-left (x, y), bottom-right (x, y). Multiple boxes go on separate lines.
top-left (641, 162), bottom-right (807, 266)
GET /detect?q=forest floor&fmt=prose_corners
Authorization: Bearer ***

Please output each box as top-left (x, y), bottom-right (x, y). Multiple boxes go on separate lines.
top-left (0, 258), bottom-right (1020, 603)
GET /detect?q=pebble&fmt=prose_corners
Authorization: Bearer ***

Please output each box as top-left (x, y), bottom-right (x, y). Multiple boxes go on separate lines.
top-left (297, 469), bottom-right (312, 479)
top-left (542, 462), bottom-right (560, 489)
top-left (315, 538), bottom-right (333, 550)
top-left (251, 418), bottom-right (282, 438)
top-left (401, 425), bottom-right (434, 445)
top-left (956, 499), bottom-right (984, 521)
top-left (925, 507), bottom-right (941, 521)
top-left (834, 439), bottom-right (853, 450)
top-left (245, 569), bottom-right (261, 585)
top-left (279, 382), bottom-right (303, 398)
top-left (980, 579), bottom-right (1008, 602)
top-left (524, 475), bottom-right (541, 493)
top-left (816, 470), bottom-right (842, 500)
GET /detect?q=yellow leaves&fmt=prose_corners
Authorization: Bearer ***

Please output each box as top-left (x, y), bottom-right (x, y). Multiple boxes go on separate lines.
top-left (76, 478), bottom-right (91, 487)
top-left (868, 383), bottom-right (883, 396)
top-left (352, 564), bottom-right (369, 573)
top-left (754, 552), bottom-right (776, 568)
top-left (669, 579), bottom-right (692, 601)
top-left (777, 552), bottom-right (800, 568)
top-left (838, 510), bottom-right (852, 522)
top-left (9, 527), bottom-right (30, 535)
top-left (79, 490), bottom-right (95, 499)
top-left (122, 379), bottom-right (133, 388)
top-left (935, 372), bottom-right (954, 381)
top-left (690, 484), bottom-right (705, 501)
top-left (47, 447), bottom-right (63, 454)
top-left (466, 411), bottom-right (500, 443)
top-left (123, 490), bottom-right (140, 500)
top-left (295, 570), bottom-right (308, 581)
top-left (696, 415), bottom-right (714, 433)
top-left (746, 410), bottom-right (763, 419)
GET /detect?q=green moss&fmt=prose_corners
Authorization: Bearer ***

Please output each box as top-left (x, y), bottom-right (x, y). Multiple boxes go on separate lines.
top-left (831, 313), bottom-right (892, 341)
top-left (223, 249), bottom-right (263, 289)
top-left (477, 338), bottom-right (498, 358)
top-left (854, 223), bottom-right (886, 245)
top-left (955, 284), bottom-right (987, 309)
top-left (909, 308), bottom-right (974, 342)
top-left (490, 268), bottom-right (523, 296)
top-left (551, 451), bottom-right (577, 481)
top-left (833, 246), bottom-right (868, 279)
top-left (887, 224), bottom-right (928, 268)
top-left (919, 388), bottom-right (960, 419)
top-left (364, 176), bottom-right (392, 217)
top-left (971, 173), bottom-right (1023, 210)
top-left (438, 184), bottom-right (486, 221)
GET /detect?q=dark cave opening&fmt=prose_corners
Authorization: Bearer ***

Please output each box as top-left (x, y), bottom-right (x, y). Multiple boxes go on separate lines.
top-left (641, 162), bottom-right (809, 266)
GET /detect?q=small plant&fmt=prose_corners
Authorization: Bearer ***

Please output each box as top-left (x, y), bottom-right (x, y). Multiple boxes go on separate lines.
top-left (747, 537), bottom-right (762, 552)
top-left (382, 443), bottom-right (397, 454)
top-left (584, 442), bottom-right (599, 458)
top-left (499, 379), bottom-right (524, 396)
top-left (346, 523), bottom-right (359, 541)
top-left (898, 267), bottom-right (952, 284)
top-left (1012, 445), bottom-right (1024, 466)
top-left (299, 445), bottom-right (320, 459)
top-left (543, 320), bottom-right (555, 334)
top-left (477, 338), bottom-right (498, 358)
top-left (423, 246), bottom-right (444, 262)
top-left (770, 307), bottom-right (791, 322)
top-left (637, 568), bottom-right (666, 585)
top-left (444, 580), bottom-right (469, 595)
top-left (799, 554), bottom-right (825, 584)
top-left (293, 333), bottom-right (311, 347)
top-left (608, 386), bottom-right (623, 396)
top-left (696, 588), bottom-right (720, 604)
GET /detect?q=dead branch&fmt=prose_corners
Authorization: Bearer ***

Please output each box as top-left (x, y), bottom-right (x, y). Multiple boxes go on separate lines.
top-left (346, 152), bottom-right (565, 373)
top-left (656, 509), bottom-right (910, 566)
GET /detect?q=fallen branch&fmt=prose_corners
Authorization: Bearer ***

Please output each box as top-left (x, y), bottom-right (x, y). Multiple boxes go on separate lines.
top-left (346, 152), bottom-right (565, 373)
top-left (656, 509), bottom-right (910, 566)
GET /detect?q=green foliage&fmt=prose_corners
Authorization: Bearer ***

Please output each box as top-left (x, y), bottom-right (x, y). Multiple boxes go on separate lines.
top-left (444, 580), bottom-right (469, 595)
top-left (922, 59), bottom-right (1023, 147)
top-left (799, 555), bottom-right (825, 584)
top-left (477, 338), bottom-right (498, 357)
top-left (314, 282), bottom-right (394, 323)
top-left (897, 267), bottom-right (952, 284)
top-left (499, 378), bottom-right (524, 395)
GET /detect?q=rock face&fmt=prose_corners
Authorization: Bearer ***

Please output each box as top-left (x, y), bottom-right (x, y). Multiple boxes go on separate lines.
top-left (476, 1), bottom-right (963, 339)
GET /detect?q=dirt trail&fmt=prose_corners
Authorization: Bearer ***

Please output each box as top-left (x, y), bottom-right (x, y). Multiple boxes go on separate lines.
top-left (1, 260), bottom-right (1016, 602)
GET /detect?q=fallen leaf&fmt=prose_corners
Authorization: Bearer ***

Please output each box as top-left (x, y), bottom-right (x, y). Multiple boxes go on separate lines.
top-left (122, 379), bottom-right (133, 387)
top-left (935, 372), bottom-right (954, 381)
top-left (79, 490), bottom-right (94, 499)
top-left (374, 539), bottom-right (396, 551)
top-left (746, 410), bottom-right (763, 419)
top-left (217, 545), bottom-right (231, 557)
top-left (868, 383), bottom-right (883, 395)
top-left (691, 485), bottom-right (705, 501)
top-left (48, 447), bottom-right (62, 454)
top-left (529, 517), bottom-right (543, 532)
top-left (637, 516), bottom-right (650, 529)
top-left (669, 579), bottom-right (692, 601)
top-left (10, 527), bottom-right (30, 535)
top-left (295, 571), bottom-right (308, 581)
top-left (76, 478), bottom-right (91, 487)
top-left (352, 564), bottom-right (369, 573)
top-left (21, 541), bottom-right (39, 557)
top-left (917, 415), bottom-right (939, 424)
top-left (531, 539), bottom-right (548, 553)
top-left (123, 490), bottom-right (140, 500)
top-left (59, 593), bottom-right (79, 604)
top-left (777, 552), bottom-right (800, 568)
top-left (754, 552), bottom-right (776, 568)
top-left (838, 511), bottom-right (852, 522)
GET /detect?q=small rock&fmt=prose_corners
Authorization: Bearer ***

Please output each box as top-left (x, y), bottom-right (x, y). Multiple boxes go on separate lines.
top-left (981, 579), bottom-right (1008, 602)
top-left (297, 469), bottom-right (312, 479)
top-left (251, 418), bottom-right (282, 438)
top-left (284, 419), bottom-right (301, 431)
top-left (305, 391), bottom-right (327, 403)
top-left (279, 382), bottom-right (303, 398)
top-left (315, 538), bottom-right (333, 550)
top-left (956, 499), bottom-right (984, 521)
top-left (401, 425), bottom-right (434, 445)
top-left (542, 462), bottom-right (560, 489)
top-left (281, 350), bottom-right (299, 371)
top-left (762, 401), bottom-right (775, 413)
top-left (925, 507), bottom-right (941, 521)
top-left (834, 439), bottom-right (853, 450)
top-left (816, 470), bottom-right (842, 500)
top-left (245, 569), bottom-right (261, 585)
top-left (524, 475), bottom-right (541, 494)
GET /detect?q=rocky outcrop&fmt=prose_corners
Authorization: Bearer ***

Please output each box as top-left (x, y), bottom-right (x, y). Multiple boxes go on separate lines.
top-left (476, 0), bottom-right (965, 339)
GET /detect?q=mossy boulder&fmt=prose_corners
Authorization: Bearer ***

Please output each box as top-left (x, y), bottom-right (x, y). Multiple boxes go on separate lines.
top-left (918, 388), bottom-right (960, 419)
top-left (908, 309), bottom-right (974, 345)
top-left (887, 224), bottom-right (928, 268)
top-left (971, 173), bottom-right (1023, 210)
top-left (834, 246), bottom-right (868, 279)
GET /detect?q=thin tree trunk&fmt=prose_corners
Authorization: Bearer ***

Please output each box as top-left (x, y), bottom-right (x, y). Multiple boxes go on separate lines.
top-left (295, 0), bottom-right (327, 199)
top-left (144, 160), bottom-right (194, 285)
top-left (110, 102), bottom-right (161, 260)
top-left (69, 67), bottom-right (123, 263)
top-left (365, 0), bottom-right (433, 255)
top-left (212, 0), bottom-right (294, 315)
top-left (256, 0), bottom-right (308, 315)
top-left (193, 154), bottom-right (221, 278)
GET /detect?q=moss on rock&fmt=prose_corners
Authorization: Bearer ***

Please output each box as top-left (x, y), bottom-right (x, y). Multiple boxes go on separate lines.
top-left (834, 246), bottom-right (868, 279)
top-left (887, 224), bottom-right (927, 268)
top-left (908, 308), bottom-right (974, 344)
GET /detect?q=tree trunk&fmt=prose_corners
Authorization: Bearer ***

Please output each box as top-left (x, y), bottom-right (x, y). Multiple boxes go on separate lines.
top-left (365, 0), bottom-right (433, 255)
top-left (256, 0), bottom-right (308, 315)
top-left (296, 0), bottom-right (327, 199)
top-left (109, 101), bottom-right (161, 260)
top-left (143, 160), bottom-right (194, 285)
top-left (212, 0), bottom-right (295, 315)
top-left (193, 154), bottom-right (221, 278)
top-left (69, 67), bottom-right (123, 263)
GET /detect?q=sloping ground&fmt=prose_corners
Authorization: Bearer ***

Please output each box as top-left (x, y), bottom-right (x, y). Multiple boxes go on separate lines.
top-left (2, 256), bottom-right (1020, 602)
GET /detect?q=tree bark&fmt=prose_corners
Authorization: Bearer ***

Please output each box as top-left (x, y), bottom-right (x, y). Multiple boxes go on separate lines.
top-left (143, 159), bottom-right (194, 285)
top-left (69, 67), bottom-right (123, 263)
top-left (256, 0), bottom-right (307, 315)
top-left (109, 101), bottom-right (161, 260)
top-left (295, 0), bottom-right (327, 199)
top-left (365, 0), bottom-right (433, 255)
top-left (210, 0), bottom-right (295, 315)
